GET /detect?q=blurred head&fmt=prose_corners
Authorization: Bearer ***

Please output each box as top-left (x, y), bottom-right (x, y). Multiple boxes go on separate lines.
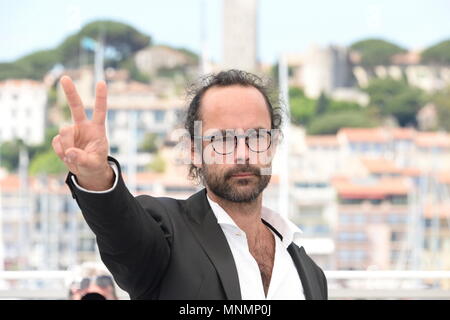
top-left (79, 275), bottom-right (117, 300)
top-left (185, 70), bottom-right (283, 203)
top-left (69, 275), bottom-right (118, 300)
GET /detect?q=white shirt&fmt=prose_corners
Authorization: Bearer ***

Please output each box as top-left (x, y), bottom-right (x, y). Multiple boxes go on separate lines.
top-left (206, 196), bottom-right (305, 300)
top-left (72, 163), bottom-right (305, 300)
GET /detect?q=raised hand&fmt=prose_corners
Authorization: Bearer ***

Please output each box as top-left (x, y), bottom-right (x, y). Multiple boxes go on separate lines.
top-left (52, 76), bottom-right (114, 190)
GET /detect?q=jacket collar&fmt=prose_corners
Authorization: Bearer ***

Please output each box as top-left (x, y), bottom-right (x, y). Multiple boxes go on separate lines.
top-left (184, 188), bottom-right (242, 300)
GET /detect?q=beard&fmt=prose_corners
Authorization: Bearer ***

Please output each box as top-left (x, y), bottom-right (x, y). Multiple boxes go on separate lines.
top-left (201, 164), bottom-right (271, 203)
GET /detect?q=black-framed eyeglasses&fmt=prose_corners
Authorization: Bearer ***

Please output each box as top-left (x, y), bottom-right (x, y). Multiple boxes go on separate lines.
top-left (202, 129), bottom-right (272, 155)
top-left (80, 275), bottom-right (114, 290)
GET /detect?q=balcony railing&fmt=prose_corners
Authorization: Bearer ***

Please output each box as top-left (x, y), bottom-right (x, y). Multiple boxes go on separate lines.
top-left (0, 270), bottom-right (449, 300)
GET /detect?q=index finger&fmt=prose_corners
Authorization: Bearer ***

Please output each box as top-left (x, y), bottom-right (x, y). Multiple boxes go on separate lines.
top-left (60, 75), bottom-right (87, 123)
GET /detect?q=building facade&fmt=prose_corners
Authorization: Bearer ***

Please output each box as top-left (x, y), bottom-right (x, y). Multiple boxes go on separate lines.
top-left (0, 80), bottom-right (47, 145)
top-left (223, 0), bottom-right (258, 72)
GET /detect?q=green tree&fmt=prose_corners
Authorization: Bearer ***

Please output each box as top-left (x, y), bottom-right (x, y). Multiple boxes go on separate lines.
top-left (433, 87), bottom-right (450, 131)
top-left (0, 139), bottom-right (24, 172)
top-left (28, 150), bottom-right (66, 175)
top-left (14, 49), bottom-right (61, 79)
top-left (350, 38), bottom-right (406, 67)
top-left (0, 49), bottom-right (61, 81)
top-left (364, 78), bottom-right (425, 127)
top-left (421, 39), bottom-right (450, 65)
top-left (315, 92), bottom-right (330, 115)
top-left (58, 20), bottom-right (151, 67)
top-left (27, 127), bottom-right (60, 159)
top-left (307, 110), bottom-right (377, 135)
top-left (139, 133), bottom-right (159, 153)
top-left (0, 62), bottom-right (31, 81)
top-left (328, 100), bottom-right (361, 113)
top-left (148, 153), bottom-right (166, 173)
top-left (289, 87), bottom-right (316, 126)
top-left (120, 57), bottom-right (150, 83)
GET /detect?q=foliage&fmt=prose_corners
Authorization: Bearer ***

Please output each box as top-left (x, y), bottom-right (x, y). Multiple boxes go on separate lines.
top-left (421, 39), bottom-right (450, 65)
top-left (0, 127), bottom-right (59, 173)
top-left (364, 78), bottom-right (425, 126)
top-left (433, 87), bottom-right (450, 131)
top-left (315, 92), bottom-right (329, 115)
top-left (0, 49), bottom-right (60, 81)
top-left (28, 150), bottom-right (66, 175)
top-left (15, 49), bottom-right (61, 78)
top-left (139, 133), bottom-right (159, 153)
top-left (350, 38), bottom-right (406, 67)
top-left (58, 20), bottom-right (151, 68)
top-left (289, 87), bottom-right (316, 126)
top-left (148, 153), bottom-right (166, 173)
top-left (120, 57), bottom-right (150, 83)
top-left (289, 87), bottom-right (364, 128)
top-left (307, 110), bottom-right (377, 135)
top-left (157, 65), bottom-right (187, 79)
top-left (0, 62), bottom-right (32, 81)
top-left (0, 139), bottom-right (24, 172)
top-left (176, 47), bottom-right (199, 64)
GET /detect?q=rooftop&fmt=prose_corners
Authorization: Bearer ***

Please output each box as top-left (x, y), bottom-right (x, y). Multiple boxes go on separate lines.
top-left (332, 176), bottom-right (410, 199)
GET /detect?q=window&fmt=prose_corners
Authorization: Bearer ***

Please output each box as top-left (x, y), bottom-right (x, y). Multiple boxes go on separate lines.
top-left (370, 199), bottom-right (383, 205)
top-left (387, 214), bottom-right (407, 224)
top-left (338, 232), bottom-right (367, 242)
top-left (340, 198), bottom-right (364, 205)
top-left (154, 110), bottom-right (165, 123)
top-left (107, 110), bottom-right (116, 121)
top-left (391, 231), bottom-right (403, 242)
top-left (389, 195), bottom-right (407, 205)
top-left (339, 214), bottom-right (366, 224)
top-left (353, 215), bottom-right (366, 224)
top-left (339, 215), bottom-right (351, 224)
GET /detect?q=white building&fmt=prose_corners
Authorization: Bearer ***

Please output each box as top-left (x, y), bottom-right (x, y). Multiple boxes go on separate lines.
top-left (0, 80), bottom-right (47, 145)
top-left (301, 45), bottom-right (355, 99)
top-left (134, 45), bottom-right (196, 76)
top-left (223, 0), bottom-right (258, 72)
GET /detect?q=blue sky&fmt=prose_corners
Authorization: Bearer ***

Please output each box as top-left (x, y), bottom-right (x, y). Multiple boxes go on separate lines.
top-left (1, 0), bottom-right (449, 64)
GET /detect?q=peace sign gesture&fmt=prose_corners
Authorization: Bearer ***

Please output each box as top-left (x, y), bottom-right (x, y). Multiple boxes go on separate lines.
top-left (52, 76), bottom-right (114, 190)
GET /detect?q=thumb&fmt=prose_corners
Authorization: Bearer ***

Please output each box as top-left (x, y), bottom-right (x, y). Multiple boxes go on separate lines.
top-left (65, 147), bottom-right (88, 167)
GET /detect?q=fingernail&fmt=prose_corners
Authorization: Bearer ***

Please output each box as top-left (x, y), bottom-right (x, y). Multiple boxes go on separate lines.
top-left (67, 152), bottom-right (76, 163)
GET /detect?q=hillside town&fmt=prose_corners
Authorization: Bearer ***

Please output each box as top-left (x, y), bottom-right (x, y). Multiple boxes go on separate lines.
top-left (0, 0), bottom-right (449, 299)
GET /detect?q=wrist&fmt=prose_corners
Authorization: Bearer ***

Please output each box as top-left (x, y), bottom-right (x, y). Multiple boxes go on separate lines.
top-left (75, 165), bottom-right (115, 191)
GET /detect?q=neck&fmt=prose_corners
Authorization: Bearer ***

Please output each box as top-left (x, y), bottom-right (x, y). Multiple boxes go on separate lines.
top-left (206, 188), bottom-right (263, 234)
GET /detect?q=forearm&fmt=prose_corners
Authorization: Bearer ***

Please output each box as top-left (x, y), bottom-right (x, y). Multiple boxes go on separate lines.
top-left (65, 157), bottom-right (171, 296)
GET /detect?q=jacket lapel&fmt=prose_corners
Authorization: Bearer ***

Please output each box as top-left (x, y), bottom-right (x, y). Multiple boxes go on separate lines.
top-left (287, 244), bottom-right (324, 300)
top-left (183, 189), bottom-right (242, 300)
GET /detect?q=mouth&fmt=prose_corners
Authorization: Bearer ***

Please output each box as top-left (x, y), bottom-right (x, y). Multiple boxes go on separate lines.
top-left (231, 172), bottom-right (255, 178)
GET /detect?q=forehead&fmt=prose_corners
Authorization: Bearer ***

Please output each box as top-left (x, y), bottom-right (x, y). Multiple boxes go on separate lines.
top-left (200, 85), bottom-right (271, 131)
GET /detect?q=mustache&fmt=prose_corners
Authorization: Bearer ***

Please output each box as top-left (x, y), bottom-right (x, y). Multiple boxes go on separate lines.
top-left (224, 165), bottom-right (261, 180)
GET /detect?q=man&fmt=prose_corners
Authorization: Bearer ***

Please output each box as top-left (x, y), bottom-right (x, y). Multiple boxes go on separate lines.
top-left (52, 69), bottom-right (327, 300)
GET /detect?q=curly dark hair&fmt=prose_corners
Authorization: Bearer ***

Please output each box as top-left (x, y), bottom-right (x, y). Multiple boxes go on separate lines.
top-left (184, 69), bottom-right (284, 183)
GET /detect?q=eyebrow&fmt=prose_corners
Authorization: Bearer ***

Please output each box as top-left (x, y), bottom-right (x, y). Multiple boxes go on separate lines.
top-left (208, 127), bottom-right (269, 136)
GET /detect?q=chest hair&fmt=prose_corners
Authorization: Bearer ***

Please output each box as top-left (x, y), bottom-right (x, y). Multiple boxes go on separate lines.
top-left (248, 228), bottom-right (275, 296)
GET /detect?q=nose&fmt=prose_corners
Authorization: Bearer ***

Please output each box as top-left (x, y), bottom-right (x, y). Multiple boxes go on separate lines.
top-left (235, 135), bottom-right (249, 164)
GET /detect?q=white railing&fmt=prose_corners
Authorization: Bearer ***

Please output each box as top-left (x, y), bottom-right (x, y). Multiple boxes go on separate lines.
top-left (0, 270), bottom-right (449, 300)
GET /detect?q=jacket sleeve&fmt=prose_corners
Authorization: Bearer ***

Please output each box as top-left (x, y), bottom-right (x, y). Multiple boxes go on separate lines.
top-left (65, 156), bottom-right (171, 299)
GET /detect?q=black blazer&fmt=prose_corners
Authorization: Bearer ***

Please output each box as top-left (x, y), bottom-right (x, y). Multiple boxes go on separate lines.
top-left (65, 157), bottom-right (328, 300)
